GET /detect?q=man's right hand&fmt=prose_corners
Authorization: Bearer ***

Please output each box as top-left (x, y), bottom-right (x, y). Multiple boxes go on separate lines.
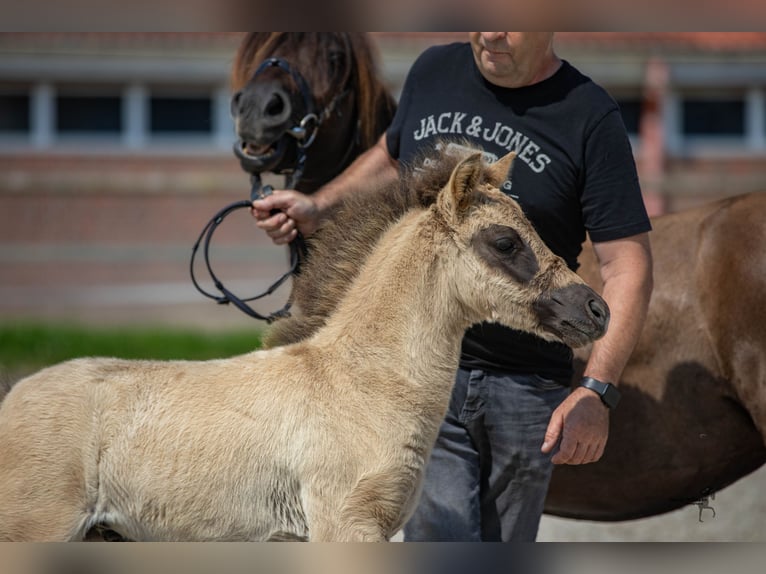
top-left (252, 134), bottom-right (398, 246)
top-left (251, 189), bottom-right (320, 245)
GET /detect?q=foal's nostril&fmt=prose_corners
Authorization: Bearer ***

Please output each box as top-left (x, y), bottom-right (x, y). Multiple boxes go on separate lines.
top-left (587, 298), bottom-right (609, 326)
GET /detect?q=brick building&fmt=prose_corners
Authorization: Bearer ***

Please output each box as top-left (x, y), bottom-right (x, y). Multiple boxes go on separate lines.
top-left (1, 33), bottom-right (766, 327)
top-left (3, 33), bottom-right (766, 209)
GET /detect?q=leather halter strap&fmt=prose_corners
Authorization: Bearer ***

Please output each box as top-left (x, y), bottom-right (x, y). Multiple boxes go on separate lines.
top-left (231, 57), bottom-right (351, 189)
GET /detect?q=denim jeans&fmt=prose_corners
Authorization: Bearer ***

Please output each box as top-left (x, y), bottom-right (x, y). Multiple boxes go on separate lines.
top-left (403, 368), bottom-right (570, 541)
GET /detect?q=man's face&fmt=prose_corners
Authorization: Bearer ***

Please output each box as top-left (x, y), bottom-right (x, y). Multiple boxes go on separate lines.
top-left (469, 33), bottom-right (555, 87)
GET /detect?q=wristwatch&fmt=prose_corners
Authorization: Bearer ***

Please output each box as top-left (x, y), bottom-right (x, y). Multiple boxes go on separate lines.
top-left (579, 376), bottom-right (621, 410)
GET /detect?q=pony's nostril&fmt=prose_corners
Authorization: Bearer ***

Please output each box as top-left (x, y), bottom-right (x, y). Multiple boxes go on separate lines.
top-left (264, 93), bottom-right (287, 117)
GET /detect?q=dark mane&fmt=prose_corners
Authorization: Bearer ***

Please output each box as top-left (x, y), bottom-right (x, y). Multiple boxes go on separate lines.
top-left (263, 141), bottom-right (491, 347)
top-left (231, 33), bottom-right (395, 151)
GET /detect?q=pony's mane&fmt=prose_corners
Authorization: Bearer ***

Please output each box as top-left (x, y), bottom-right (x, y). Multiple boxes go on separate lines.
top-left (231, 33), bottom-right (395, 150)
top-left (263, 141), bottom-right (492, 347)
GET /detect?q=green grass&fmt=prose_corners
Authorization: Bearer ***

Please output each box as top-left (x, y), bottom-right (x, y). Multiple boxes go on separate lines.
top-left (0, 322), bottom-right (263, 373)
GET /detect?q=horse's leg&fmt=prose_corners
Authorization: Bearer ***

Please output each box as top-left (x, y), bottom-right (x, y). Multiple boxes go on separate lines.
top-left (0, 377), bottom-right (95, 541)
top-left (0, 431), bottom-right (91, 541)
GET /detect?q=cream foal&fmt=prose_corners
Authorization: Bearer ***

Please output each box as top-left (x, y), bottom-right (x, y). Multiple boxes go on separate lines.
top-left (0, 152), bottom-right (608, 541)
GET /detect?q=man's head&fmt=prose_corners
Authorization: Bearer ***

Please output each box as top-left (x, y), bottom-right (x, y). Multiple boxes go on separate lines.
top-left (469, 33), bottom-right (558, 89)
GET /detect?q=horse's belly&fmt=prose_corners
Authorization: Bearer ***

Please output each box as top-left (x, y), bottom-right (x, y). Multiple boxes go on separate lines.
top-left (546, 388), bottom-right (766, 520)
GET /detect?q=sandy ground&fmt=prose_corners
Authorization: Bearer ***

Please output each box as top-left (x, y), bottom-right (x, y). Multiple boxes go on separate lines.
top-left (538, 463), bottom-right (766, 541)
top-left (386, 463), bottom-right (766, 541)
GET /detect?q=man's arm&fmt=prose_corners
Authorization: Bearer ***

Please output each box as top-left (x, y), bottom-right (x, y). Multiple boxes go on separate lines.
top-left (251, 134), bottom-right (399, 244)
top-left (542, 232), bottom-right (653, 464)
top-left (582, 233), bottom-right (653, 384)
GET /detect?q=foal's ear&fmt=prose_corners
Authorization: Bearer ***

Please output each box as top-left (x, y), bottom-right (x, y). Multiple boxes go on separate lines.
top-left (440, 152), bottom-right (483, 219)
top-left (485, 151), bottom-right (517, 188)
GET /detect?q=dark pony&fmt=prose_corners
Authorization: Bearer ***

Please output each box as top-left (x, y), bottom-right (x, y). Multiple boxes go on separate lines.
top-left (190, 33), bottom-right (396, 324)
top-left (230, 33), bottom-right (396, 193)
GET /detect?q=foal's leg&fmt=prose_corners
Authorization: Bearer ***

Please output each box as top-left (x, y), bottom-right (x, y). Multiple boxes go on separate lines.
top-left (0, 436), bottom-right (91, 541)
top-left (302, 480), bottom-right (394, 542)
top-left (0, 378), bottom-right (95, 541)
top-left (330, 469), bottom-right (418, 542)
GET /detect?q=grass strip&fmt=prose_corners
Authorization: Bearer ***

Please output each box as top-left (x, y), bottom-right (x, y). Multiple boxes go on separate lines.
top-left (0, 322), bottom-right (263, 372)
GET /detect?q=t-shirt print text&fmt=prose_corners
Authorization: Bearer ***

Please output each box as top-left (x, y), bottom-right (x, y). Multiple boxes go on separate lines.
top-left (412, 112), bottom-right (552, 174)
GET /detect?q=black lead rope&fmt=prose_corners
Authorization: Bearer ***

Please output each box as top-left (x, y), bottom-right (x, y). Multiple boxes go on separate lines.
top-left (189, 173), bottom-right (307, 323)
top-left (191, 56), bottom-right (320, 323)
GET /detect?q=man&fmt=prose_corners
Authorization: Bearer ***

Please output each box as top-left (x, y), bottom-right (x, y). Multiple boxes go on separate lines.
top-left (252, 33), bottom-right (653, 541)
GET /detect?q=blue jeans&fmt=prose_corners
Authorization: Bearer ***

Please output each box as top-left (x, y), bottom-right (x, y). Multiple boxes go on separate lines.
top-left (403, 368), bottom-right (570, 541)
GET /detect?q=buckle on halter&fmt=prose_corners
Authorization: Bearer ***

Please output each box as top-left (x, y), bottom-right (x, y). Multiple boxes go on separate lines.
top-left (290, 113), bottom-right (319, 148)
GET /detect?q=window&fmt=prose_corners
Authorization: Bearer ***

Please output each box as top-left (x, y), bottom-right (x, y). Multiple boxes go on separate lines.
top-left (0, 82), bottom-right (229, 152)
top-left (682, 98), bottom-right (745, 137)
top-left (0, 94), bottom-right (30, 132)
top-left (56, 95), bottom-right (122, 133)
top-left (149, 96), bottom-right (212, 134)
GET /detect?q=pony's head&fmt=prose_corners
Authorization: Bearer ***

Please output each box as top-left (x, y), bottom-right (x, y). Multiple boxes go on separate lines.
top-left (229, 33), bottom-right (395, 191)
top-left (435, 151), bottom-right (609, 347)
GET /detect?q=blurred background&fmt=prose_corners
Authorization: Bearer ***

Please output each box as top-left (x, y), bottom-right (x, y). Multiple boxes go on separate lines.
top-left (2, 32), bottom-right (766, 541)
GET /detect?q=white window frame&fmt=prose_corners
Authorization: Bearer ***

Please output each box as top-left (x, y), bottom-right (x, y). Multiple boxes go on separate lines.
top-left (0, 81), bottom-right (234, 156)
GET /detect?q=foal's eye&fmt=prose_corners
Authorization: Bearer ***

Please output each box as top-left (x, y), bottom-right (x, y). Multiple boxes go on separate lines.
top-left (494, 237), bottom-right (516, 253)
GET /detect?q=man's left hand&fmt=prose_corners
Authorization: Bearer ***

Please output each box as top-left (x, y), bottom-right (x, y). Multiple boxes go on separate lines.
top-left (540, 387), bottom-right (609, 465)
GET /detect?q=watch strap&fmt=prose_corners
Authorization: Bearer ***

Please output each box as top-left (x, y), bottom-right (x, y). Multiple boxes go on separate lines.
top-left (580, 376), bottom-right (621, 409)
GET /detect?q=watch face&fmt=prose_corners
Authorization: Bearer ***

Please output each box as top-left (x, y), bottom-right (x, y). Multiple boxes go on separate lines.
top-left (581, 377), bottom-right (620, 409)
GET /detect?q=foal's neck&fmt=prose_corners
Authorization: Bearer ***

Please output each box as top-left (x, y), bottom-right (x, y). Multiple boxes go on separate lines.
top-left (313, 209), bottom-right (471, 387)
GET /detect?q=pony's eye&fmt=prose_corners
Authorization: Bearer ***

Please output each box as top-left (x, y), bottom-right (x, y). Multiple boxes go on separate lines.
top-left (494, 237), bottom-right (516, 253)
top-left (328, 52), bottom-right (346, 75)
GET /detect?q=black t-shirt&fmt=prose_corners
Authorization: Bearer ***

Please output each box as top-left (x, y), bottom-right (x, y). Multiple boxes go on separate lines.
top-left (387, 42), bottom-right (651, 382)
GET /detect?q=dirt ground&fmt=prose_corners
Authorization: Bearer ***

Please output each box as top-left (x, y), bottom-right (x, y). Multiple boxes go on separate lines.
top-left (537, 463), bottom-right (766, 541)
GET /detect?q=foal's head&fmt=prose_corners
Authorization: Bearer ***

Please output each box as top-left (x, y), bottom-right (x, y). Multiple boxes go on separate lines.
top-left (436, 152), bottom-right (609, 348)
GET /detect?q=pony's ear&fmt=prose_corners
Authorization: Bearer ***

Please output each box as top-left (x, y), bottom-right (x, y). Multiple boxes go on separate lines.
top-left (439, 152), bottom-right (483, 219)
top-left (485, 151), bottom-right (516, 188)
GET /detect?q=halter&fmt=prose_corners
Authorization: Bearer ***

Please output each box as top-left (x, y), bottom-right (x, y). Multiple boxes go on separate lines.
top-left (232, 57), bottom-right (352, 190)
top-left (190, 56), bottom-right (347, 323)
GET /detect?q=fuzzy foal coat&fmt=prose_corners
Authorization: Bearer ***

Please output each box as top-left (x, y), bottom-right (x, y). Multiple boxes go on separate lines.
top-left (0, 153), bottom-right (607, 541)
